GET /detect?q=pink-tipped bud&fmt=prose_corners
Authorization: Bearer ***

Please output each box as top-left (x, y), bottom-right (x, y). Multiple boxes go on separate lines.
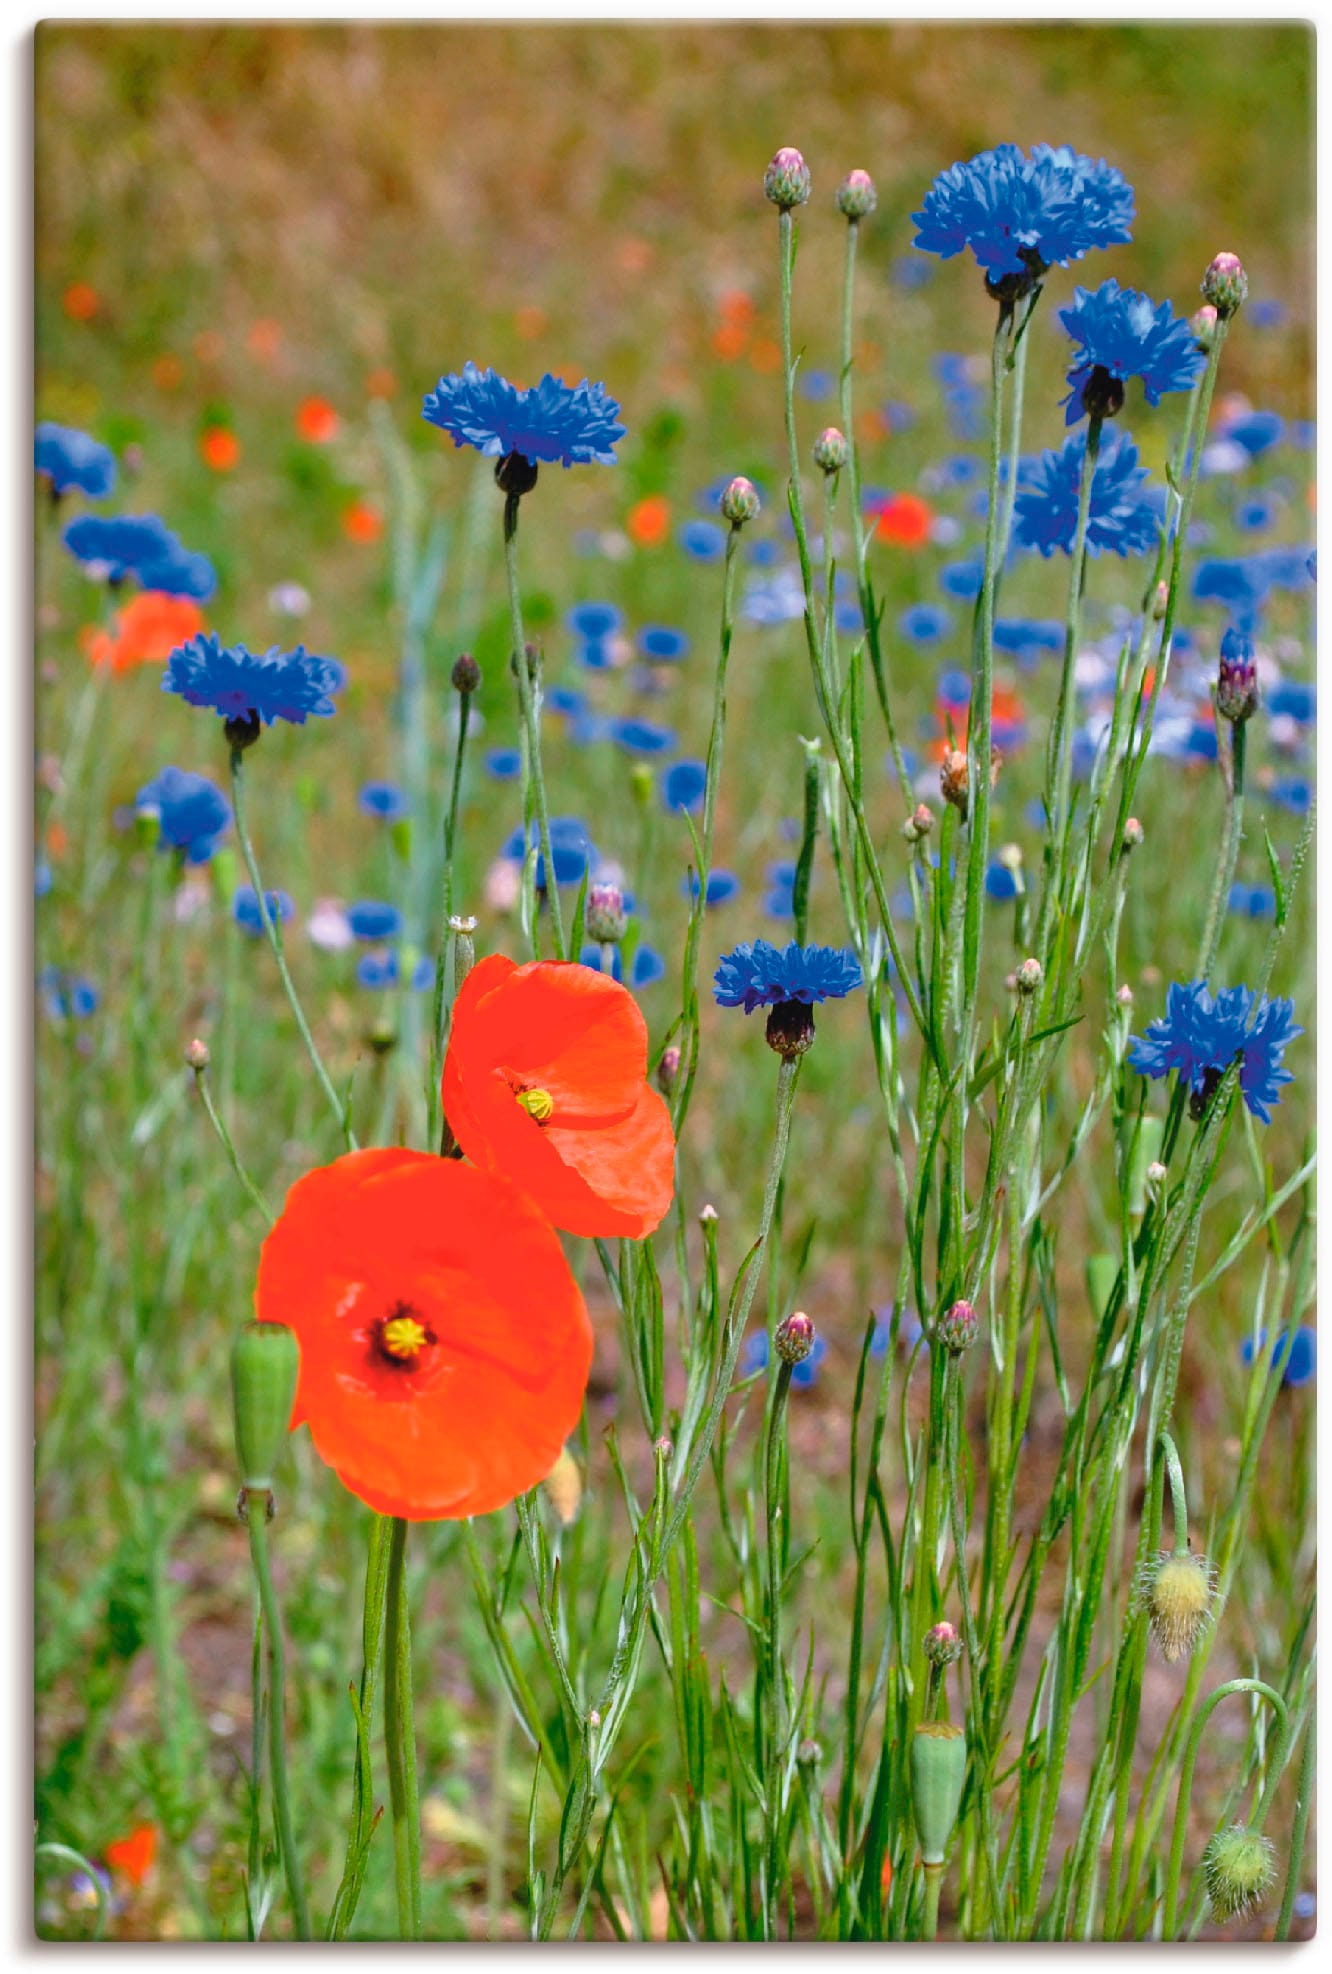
top-left (1190, 303), bottom-right (1220, 352)
top-left (836, 169), bottom-right (877, 220)
top-left (451, 650), bottom-right (481, 694)
top-left (1123, 817), bottom-right (1145, 850)
top-left (585, 881), bottom-right (627, 944)
top-left (1016, 957), bottom-right (1043, 996)
top-left (656, 1043), bottom-right (681, 1094)
top-left (923, 1619), bottom-right (964, 1669)
top-left (1217, 626), bottom-right (1259, 724)
top-left (936, 1299), bottom-right (978, 1354)
top-left (812, 426), bottom-right (849, 474)
top-left (185, 1037), bottom-right (210, 1072)
top-left (764, 146), bottom-right (811, 211)
top-left (720, 475), bottom-right (761, 527)
top-left (775, 1310), bottom-right (816, 1364)
top-left (902, 801), bottom-right (935, 844)
top-left (1201, 251), bottom-right (1248, 319)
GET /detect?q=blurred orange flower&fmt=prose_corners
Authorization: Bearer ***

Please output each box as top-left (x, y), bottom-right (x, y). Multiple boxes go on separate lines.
top-left (62, 282), bottom-right (99, 322)
top-left (85, 593), bottom-right (206, 676)
top-left (342, 500), bottom-right (384, 543)
top-left (748, 337), bottom-right (782, 375)
top-left (365, 367), bottom-right (398, 399)
top-left (255, 1150), bottom-right (593, 1519)
top-left (718, 290), bottom-right (755, 327)
top-left (617, 237), bottom-right (653, 274)
top-left (200, 427), bottom-right (240, 473)
top-left (712, 323), bottom-right (749, 362)
top-left (935, 683), bottom-right (1025, 756)
top-left (514, 305), bottom-right (548, 340)
top-left (869, 492), bottom-right (935, 549)
top-left (106, 1823), bottom-right (157, 1886)
top-left (45, 821), bottom-right (69, 861)
top-left (152, 354), bottom-right (183, 392)
top-left (295, 396), bottom-right (340, 443)
top-left (247, 318), bottom-right (283, 362)
top-left (627, 495), bottom-right (671, 548)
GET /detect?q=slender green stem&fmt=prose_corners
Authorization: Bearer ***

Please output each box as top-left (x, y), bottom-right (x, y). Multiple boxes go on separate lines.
top-left (229, 747), bottom-right (355, 1148)
top-left (762, 1357), bottom-right (795, 1937)
top-left (384, 1516), bottom-right (423, 1939)
top-left (191, 1063), bottom-right (272, 1220)
top-left (1274, 1716), bottom-right (1314, 1940)
top-left (245, 1494), bottom-right (312, 1940)
top-left (428, 693), bottom-right (473, 1139)
top-left (922, 1862), bottom-right (944, 1941)
top-left (1195, 720), bottom-right (1246, 982)
top-left (1158, 1431), bottom-right (1190, 1555)
top-left (327, 1512), bottom-right (393, 1940)
top-left (1161, 1678), bottom-right (1286, 1939)
top-left (503, 494), bottom-right (565, 959)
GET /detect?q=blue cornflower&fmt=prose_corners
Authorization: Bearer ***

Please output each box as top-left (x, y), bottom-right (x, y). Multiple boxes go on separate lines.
top-left (503, 817), bottom-right (595, 889)
top-left (1191, 556), bottom-right (1269, 629)
top-left (764, 860), bottom-right (797, 920)
top-left (937, 668), bottom-right (971, 711)
top-left (1236, 496), bottom-right (1275, 534)
top-left (35, 859), bottom-right (53, 899)
top-left (348, 899), bottom-right (403, 942)
top-left (567, 600), bottom-right (622, 639)
top-left (1241, 1326), bottom-right (1316, 1388)
top-left (356, 951), bottom-right (399, 990)
top-left (1059, 279), bottom-right (1205, 426)
top-left (663, 758), bottom-right (707, 814)
top-left (1270, 777), bottom-right (1312, 814)
top-left (485, 748), bottom-right (523, 781)
top-left (985, 862), bottom-right (1019, 901)
top-left (1267, 679), bottom-right (1315, 724)
top-left (900, 603), bottom-right (953, 646)
top-left (1224, 410), bottom-right (1284, 457)
top-left (1259, 545), bottom-right (1315, 592)
top-left (39, 967), bottom-right (99, 1021)
top-left (994, 618), bottom-right (1064, 658)
top-left (136, 765), bottom-right (232, 864)
top-left (684, 869), bottom-right (741, 907)
top-left (715, 939), bottom-right (863, 1013)
top-left (162, 633), bottom-right (344, 730)
top-left (1014, 427), bottom-right (1162, 558)
top-left (63, 514), bottom-right (216, 598)
top-left (941, 559), bottom-right (984, 599)
top-left (546, 685), bottom-right (586, 719)
top-left (912, 142), bottom-right (1133, 285)
top-left (422, 361), bottom-right (625, 468)
top-left (679, 520), bottom-right (725, 563)
top-left (35, 422), bottom-right (116, 500)
top-left (639, 625), bottom-right (691, 662)
top-left (799, 367), bottom-right (835, 401)
top-left (1128, 979), bottom-right (1302, 1124)
top-left (612, 717), bottom-right (676, 757)
top-left (234, 887), bottom-right (295, 937)
top-left (1227, 883), bottom-right (1276, 920)
top-left (358, 781), bottom-right (410, 821)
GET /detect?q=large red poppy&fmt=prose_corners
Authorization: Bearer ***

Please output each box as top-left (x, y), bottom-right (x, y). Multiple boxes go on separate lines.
top-left (442, 955), bottom-right (675, 1239)
top-left (255, 1150), bottom-right (593, 1520)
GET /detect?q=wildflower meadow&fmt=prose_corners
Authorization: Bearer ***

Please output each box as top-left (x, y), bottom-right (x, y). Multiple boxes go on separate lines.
top-left (33, 21), bottom-right (1315, 1946)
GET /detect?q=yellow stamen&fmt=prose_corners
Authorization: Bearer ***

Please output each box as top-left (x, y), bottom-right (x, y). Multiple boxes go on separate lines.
top-left (380, 1313), bottom-right (428, 1361)
top-left (516, 1087), bottom-right (554, 1123)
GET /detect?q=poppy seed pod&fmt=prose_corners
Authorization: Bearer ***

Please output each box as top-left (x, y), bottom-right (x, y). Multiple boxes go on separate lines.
top-left (1202, 1824), bottom-right (1275, 1920)
top-left (910, 1723), bottom-right (967, 1866)
top-left (231, 1321), bottom-right (301, 1494)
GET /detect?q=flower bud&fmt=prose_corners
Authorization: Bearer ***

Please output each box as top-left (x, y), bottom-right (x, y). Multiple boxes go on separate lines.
top-left (940, 746), bottom-right (999, 820)
top-left (510, 639), bottom-right (542, 683)
top-left (923, 1620), bottom-right (964, 1669)
top-left (902, 801), bottom-right (935, 844)
top-left (812, 426), bottom-right (849, 474)
top-left (936, 1299), bottom-right (978, 1354)
top-left (1217, 626), bottom-right (1259, 724)
top-left (910, 1723), bottom-right (967, 1866)
top-left (699, 1202), bottom-right (719, 1225)
top-left (1115, 982), bottom-right (1134, 1009)
top-left (797, 1735), bottom-right (822, 1768)
top-left (1015, 957), bottom-right (1043, 996)
top-left (1141, 1549), bottom-right (1216, 1663)
top-left (1080, 364), bottom-right (1126, 422)
top-left (775, 1310), bottom-right (816, 1364)
top-left (1201, 251), bottom-right (1248, 319)
top-left (225, 710), bottom-right (263, 753)
top-left (1123, 817), bottom-right (1145, 850)
top-left (720, 476), bottom-right (761, 527)
top-left (231, 1321), bottom-right (300, 1495)
top-left (1202, 1824), bottom-right (1275, 1921)
top-left (657, 1044), bottom-right (681, 1094)
top-left (1146, 1159), bottom-right (1168, 1198)
top-left (1129, 1115), bottom-right (1166, 1215)
top-left (836, 168), bottom-right (877, 220)
top-left (585, 881), bottom-right (627, 944)
top-left (185, 1037), bottom-right (210, 1072)
top-left (451, 650), bottom-right (481, 695)
top-left (1190, 303), bottom-right (1219, 352)
top-left (764, 147), bottom-right (811, 211)
top-left (1151, 578), bottom-right (1171, 619)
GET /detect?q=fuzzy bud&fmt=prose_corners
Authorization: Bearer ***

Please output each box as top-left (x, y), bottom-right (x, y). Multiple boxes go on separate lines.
top-left (1217, 626), bottom-right (1259, 724)
top-left (1123, 817), bottom-right (1145, 850)
top-left (1202, 1824), bottom-right (1275, 1921)
top-left (185, 1037), bottom-right (210, 1072)
top-left (1151, 578), bottom-right (1171, 620)
top-left (923, 1620), bottom-right (964, 1669)
top-left (910, 1724), bottom-right (967, 1867)
top-left (1146, 1159), bottom-right (1168, 1198)
top-left (720, 475), bottom-right (761, 527)
top-left (1201, 252), bottom-right (1248, 319)
top-left (231, 1322), bottom-right (300, 1496)
top-left (836, 168), bottom-right (877, 220)
top-left (1190, 303), bottom-right (1220, 352)
top-left (585, 881), bottom-right (627, 944)
top-left (936, 1299), bottom-right (978, 1354)
top-left (657, 1044), bottom-right (681, 1094)
top-left (902, 802), bottom-right (935, 844)
top-left (764, 146), bottom-right (811, 211)
top-left (1015, 957), bottom-right (1043, 996)
top-left (940, 747), bottom-right (999, 821)
top-left (451, 650), bottom-right (481, 695)
top-left (1142, 1549), bottom-right (1216, 1663)
top-left (775, 1310), bottom-right (816, 1364)
top-left (812, 426), bottom-right (849, 475)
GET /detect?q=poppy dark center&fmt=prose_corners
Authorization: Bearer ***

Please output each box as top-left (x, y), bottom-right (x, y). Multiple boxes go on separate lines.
top-left (374, 1299), bottom-right (435, 1365)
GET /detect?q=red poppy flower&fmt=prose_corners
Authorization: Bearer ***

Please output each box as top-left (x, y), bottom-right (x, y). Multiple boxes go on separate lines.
top-left (106, 1823), bottom-right (157, 1886)
top-left (200, 426), bottom-right (240, 472)
top-left (342, 499), bottom-right (384, 543)
top-left (626, 495), bottom-right (671, 548)
top-left (442, 956), bottom-right (676, 1240)
top-left (256, 1150), bottom-right (593, 1520)
top-left (295, 395), bottom-right (339, 443)
top-left (84, 592), bottom-right (205, 675)
top-left (868, 492), bottom-right (935, 549)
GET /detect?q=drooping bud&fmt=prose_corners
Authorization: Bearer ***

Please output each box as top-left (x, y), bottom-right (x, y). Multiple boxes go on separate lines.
top-left (923, 1620), bottom-right (964, 1670)
top-left (812, 426), bottom-right (849, 475)
top-left (1201, 252), bottom-right (1248, 320)
top-left (1140, 1549), bottom-right (1216, 1663)
top-left (1217, 626), bottom-right (1259, 724)
top-left (657, 1044), bottom-right (681, 1094)
top-left (231, 1322), bottom-right (301, 1496)
top-left (1202, 1824), bottom-right (1275, 1921)
top-left (1015, 957), bottom-right (1043, 996)
top-left (910, 1723), bottom-right (967, 1866)
top-left (451, 650), bottom-right (481, 695)
top-left (1190, 303), bottom-right (1220, 352)
top-left (775, 1310), bottom-right (816, 1364)
top-left (797, 1735), bottom-right (823, 1769)
top-left (585, 881), bottom-right (627, 944)
top-left (836, 168), bottom-right (877, 220)
top-left (720, 476), bottom-right (761, 527)
top-left (764, 147), bottom-right (811, 211)
top-left (936, 1299), bottom-right (978, 1355)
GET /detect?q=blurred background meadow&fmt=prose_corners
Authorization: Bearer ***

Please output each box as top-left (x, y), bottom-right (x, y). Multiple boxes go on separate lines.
top-left (35, 20), bottom-right (1314, 1943)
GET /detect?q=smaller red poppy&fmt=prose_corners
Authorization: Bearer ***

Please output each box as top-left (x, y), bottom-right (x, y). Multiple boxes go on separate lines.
top-left (86, 593), bottom-right (205, 675)
top-left (106, 1823), bottom-right (157, 1886)
top-left (443, 956), bottom-right (676, 1240)
top-left (627, 495), bottom-right (671, 548)
top-left (868, 492), bottom-right (935, 549)
top-left (62, 282), bottom-right (99, 322)
top-left (200, 427), bottom-right (240, 472)
top-left (256, 1151), bottom-right (593, 1520)
top-left (342, 500), bottom-right (384, 543)
top-left (295, 396), bottom-right (339, 444)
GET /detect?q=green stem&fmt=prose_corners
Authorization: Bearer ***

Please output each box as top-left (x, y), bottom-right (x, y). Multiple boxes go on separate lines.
top-left (191, 1063), bottom-right (273, 1220)
top-left (229, 747), bottom-right (355, 1148)
top-left (503, 494), bottom-right (565, 959)
top-left (428, 693), bottom-right (473, 1139)
top-left (762, 1357), bottom-right (795, 1937)
top-left (1158, 1430), bottom-right (1190, 1554)
top-left (922, 1861), bottom-right (944, 1941)
top-left (246, 1494), bottom-right (312, 1939)
top-left (384, 1516), bottom-right (423, 1939)
top-left (1161, 1678), bottom-right (1286, 1939)
top-left (1274, 1716), bottom-right (1315, 1940)
top-left (327, 1512), bottom-right (393, 1940)
top-left (1195, 719), bottom-right (1246, 982)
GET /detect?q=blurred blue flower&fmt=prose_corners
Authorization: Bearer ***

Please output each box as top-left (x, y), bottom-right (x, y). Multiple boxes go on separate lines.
top-left (900, 603), bottom-right (953, 646)
top-left (985, 862), bottom-right (1019, 901)
top-left (422, 362), bottom-right (625, 468)
top-left (663, 758), bottom-right (707, 813)
top-left (503, 817), bottom-right (595, 888)
top-left (1224, 409), bottom-right (1284, 456)
top-left (1241, 1325), bottom-right (1316, 1388)
top-left (40, 967), bottom-right (99, 1021)
top-left (1236, 496), bottom-right (1276, 533)
top-left (578, 943), bottom-right (667, 989)
top-left (937, 668), bottom-right (971, 710)
top-left (1129, 979), bottom-right (1301, 1124)
top-left (1014, 427), bottom-right (1161, 558)
top-left (567, 600), bottom-right (622, 639)
top-left (994, 618), bottom-right (1064, 658)
top-left (612, 716), bottom-right (676, 757)
top-left (576, 641), bottom-right (614, 672)
top-left (64, 513), bottom-right (216, 598)
top-left (799, 367), bottom-right (835, 401)
top-left (1059, 279), bottom-right (1204, 425)
top-left (1267, 679), bottom-right (1315, 724)
top-left (348, 899), bottom-right (402, 942)
top-left (1248, 300), bottom-right (1287, 330)
top-left (234, 886), bottom-right (295, 937)
top-left (1269, 776), bottom-right (1312, 814)
top-left (1191, 557), bottom-right (1269, 629)
top-left (162, 634), bottom-right (344, 728)
top-left (358, 780), bottom-right (410, 821)
top-left (715, 938), bottom-right (862, 1013)
top-left (679, 520), bottom-right (725, 563)
top-left (136, 765), bottom-right (232, 864)
top-left (639, 625), bottom-right (691, 662)
top-left (546, 685), bottom-right (586, 718)
top-left (1227, 883), bottom-right (1276, 919)
top-left (893, 256), bottom-right (934, 290)
top-left (941, 559), bottom-right (984, 599)
top-left (35, 859), bottom-right (53, 899)
top-left (684, 869), bottom-right (741, 907)
top-left (485, 748), bottom-right (523, 780)
top-left (912, 143), bottom-right (1134, 281)
top-left (35, 422), bottom-right (116, 499)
